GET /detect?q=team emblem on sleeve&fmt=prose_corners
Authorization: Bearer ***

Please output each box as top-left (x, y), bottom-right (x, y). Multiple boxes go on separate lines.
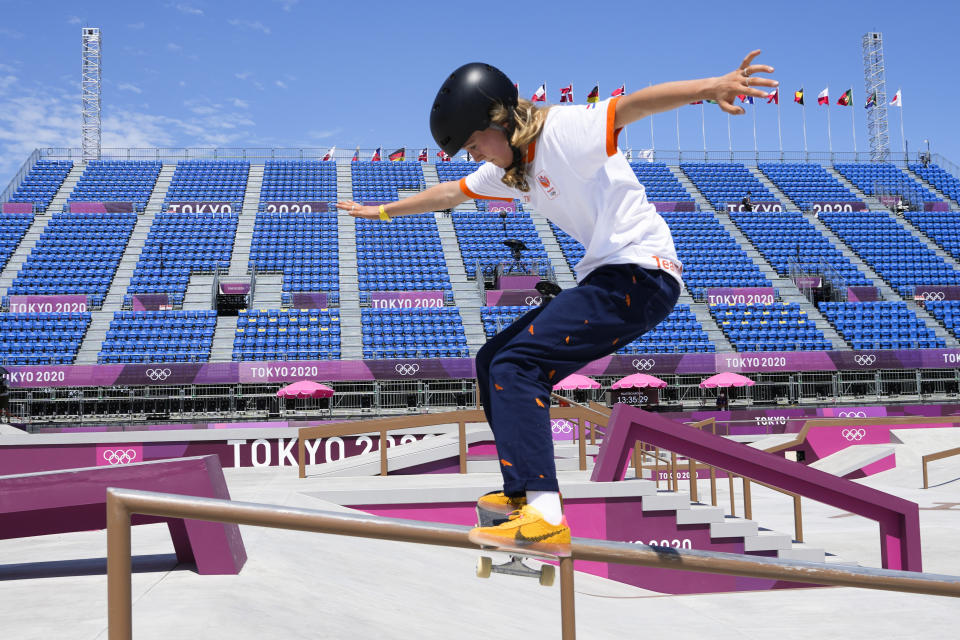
top-left (536, 172), bottom-right (559, 199)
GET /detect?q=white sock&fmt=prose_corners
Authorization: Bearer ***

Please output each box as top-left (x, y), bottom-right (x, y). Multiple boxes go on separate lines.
top-left (526, 491), bottom-right (563, 525)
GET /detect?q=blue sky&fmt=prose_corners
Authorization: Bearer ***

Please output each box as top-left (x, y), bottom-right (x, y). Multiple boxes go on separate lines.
top-left (0, 0), bottom-right (956, 189)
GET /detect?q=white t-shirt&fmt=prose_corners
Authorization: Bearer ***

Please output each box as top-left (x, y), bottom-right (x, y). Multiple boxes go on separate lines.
top-left (459, 97), bottom-right (682, 285)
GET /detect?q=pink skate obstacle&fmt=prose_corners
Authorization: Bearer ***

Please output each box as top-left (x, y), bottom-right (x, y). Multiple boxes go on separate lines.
top-left (591, 404), bottom-right (923, 571)
top-left (0, 455), bottom-right (246, 575)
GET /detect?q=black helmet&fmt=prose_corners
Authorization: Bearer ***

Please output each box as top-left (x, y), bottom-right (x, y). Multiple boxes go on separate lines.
top-left (430, 62), bottom-right (518, 157)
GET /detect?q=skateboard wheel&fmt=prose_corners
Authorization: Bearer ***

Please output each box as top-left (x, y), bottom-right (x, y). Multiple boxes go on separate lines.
top-left (476, 556), bottom-right (492, 579)
top-left (539, 564), bottom-right (556, 587)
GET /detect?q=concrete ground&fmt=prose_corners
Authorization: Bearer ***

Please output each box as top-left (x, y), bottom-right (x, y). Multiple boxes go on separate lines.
top-left (1, 442), bottom-right (958, 639)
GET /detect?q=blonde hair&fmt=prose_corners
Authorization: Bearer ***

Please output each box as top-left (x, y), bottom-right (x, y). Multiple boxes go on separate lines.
top-left (489, 98), bottom-right (550, 192)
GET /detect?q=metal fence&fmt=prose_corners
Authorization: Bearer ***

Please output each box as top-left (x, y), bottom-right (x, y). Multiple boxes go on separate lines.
top-left (26, 146), bottom-right (936, 167)
top-left (9, 366), bottom-right (960, 429)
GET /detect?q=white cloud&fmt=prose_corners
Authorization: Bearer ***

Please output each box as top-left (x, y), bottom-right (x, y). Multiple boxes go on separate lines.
top-left (232, 98), bottom-right (249, 108)
top-left (227, 19), bottom-right (271, 35)
top-left (0, 28), bottom-right (24, 39)
top-left (127, 22), bottom-right (145, 29)
top-left (0, 76), bottom-right (17, 91)
top-left (179, 80), bottom-right (187, 87)
top-left (274, 0), bottom-right (299, 11)
top-left (167, 43), bottom-right (182, 53)
top-left (309, 128), bottom-right (341, 140)
top-left (174, 3), bottom-right (203, 16)
top-left (275, 80), bottom-right (288, 89)
top-left (117, 83), bottom-right (143, 94)
top-left (67, 16), bottom-right (82, 25)
top-left (0, 81), bottom-right (259, 188)
top-left (234, 71), bottom-right (252, 81)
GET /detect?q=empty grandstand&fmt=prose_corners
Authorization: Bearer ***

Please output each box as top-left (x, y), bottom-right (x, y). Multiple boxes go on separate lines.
top-left (2, 148), bottom-right (960, 420)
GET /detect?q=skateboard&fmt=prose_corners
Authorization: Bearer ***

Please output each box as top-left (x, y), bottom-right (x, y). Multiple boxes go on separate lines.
top-left (470, 505), bottom-right (569, 587)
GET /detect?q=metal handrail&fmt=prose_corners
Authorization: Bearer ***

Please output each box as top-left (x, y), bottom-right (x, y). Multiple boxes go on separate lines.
top-left (106, 488), bottom-right (960, 640)
top-left (922, 446), bottom-right (960, 489)
top-left (296, 403), bottom-right (610, 478)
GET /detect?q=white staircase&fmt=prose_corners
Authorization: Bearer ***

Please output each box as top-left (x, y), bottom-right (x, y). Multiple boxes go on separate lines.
top-left (226, 164), bottom-right (263, 277)
top-left (528, 209), bottom-right (577, 289)
top-left (336, 162), bottom-right (362, 359)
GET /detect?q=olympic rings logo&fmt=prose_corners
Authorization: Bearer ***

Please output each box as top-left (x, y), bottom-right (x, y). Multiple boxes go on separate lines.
top-left (853, 355), bottom-right (877, 366)
top-left (102, 449), bottom-right (138, 465)
top-left (632, 358), bottom-right (655, 371)
top-left (551, 419), bottom-right (574, 434)
top-left (524, 296), bottom-right (543, 306)
top-left (841, 428), bottom-right (867, 441)
top-left (145, 368), bottom-right (172, 381)
top-left (920, 291), bottom-right (945, 301)
top-left (395, 363), bottom-right (421, 376)
top-left (837, 411), bottom-right (867, 418)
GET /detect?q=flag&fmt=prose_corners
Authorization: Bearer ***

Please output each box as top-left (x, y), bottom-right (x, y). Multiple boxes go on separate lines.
top-left (587, 85), bottom-right (600, 103)
top-left (890, 89), bottom-right (902, 107)
top-left (351, 147), bottom-right (359, 162)
top-left (417, 147), bottom-right (428, 162)
top-left (766, 88), bottom-right (779, 104)
top-left (817, 88), bottom-right (829, 106)
top-left (559, 84), bottom-right (573, 103)
top-left (689, 100), bottom-right (703, 105)
top-left (865, 91), bottom-right (877, 109)
top-left (322, 145), bottom-right (335, 161)
top-left (738, 94), bottom-right (754, 105)
top-left (436, 150), bottom-right (451, 162)
top-left (794, 88), bottom-right (804, 105)
top-left (531, 84), bottom-right (546, 102)
top-left (837, 89), bottom-right (852, 107)
top-left (388, 147), bottom-right (405, 162)
top-left (371, 147), bottom-right (381, 162)
top-left (705, 99), bottom-right (718, 104)
top-left (610, 84), bottom-right (625, 97)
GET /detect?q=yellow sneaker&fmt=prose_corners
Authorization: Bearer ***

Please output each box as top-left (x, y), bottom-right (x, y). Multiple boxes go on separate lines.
top-left (477, 491), bottom-right (527, 515)
top-left (469, 505), bottom-right (571, 554)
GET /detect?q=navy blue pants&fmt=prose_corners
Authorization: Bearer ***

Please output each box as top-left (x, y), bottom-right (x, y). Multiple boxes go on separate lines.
top-left (476, 264), bottom-right (681, 495)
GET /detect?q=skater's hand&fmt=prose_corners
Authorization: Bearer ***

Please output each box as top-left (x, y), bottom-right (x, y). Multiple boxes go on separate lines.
top-left (710, 50), bottom-right (777, 116)
top-left (336, 200), bottom-right (382, 220)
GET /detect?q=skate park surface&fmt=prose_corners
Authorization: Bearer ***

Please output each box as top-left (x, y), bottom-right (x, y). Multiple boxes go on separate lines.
top-left (1, 423), bottom-right (959, 640)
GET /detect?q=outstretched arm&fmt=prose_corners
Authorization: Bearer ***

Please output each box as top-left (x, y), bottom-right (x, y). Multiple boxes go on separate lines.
top-left (337, 179), bottom-right (469, 220)
top-left (614, 50), bottom-right (777, 128)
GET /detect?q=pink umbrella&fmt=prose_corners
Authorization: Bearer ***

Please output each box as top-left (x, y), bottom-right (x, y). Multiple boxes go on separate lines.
top-left (552, 374), bottom-right (601, 391)
top-left (276, 380), bottom-right (335, 399)
top-left (699, 372), bottom-right (755, 388)
top-left (612, 373), bottom-right (668, 389)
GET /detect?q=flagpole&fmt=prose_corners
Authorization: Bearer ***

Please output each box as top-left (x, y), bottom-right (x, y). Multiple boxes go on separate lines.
top-left (776, 95), bottom-right (783, 156)
top-left (619, 83), bottom-right (631, 152)
top-left (700, 102), bottom-right (706, 157)
top-left (801, 89), bottom-right (808, 156)
top-left (850, 90), bottom-right (857, 154)
top-left (647, 82), bottom-right (654, 153)
top-left (899, 93), bottom-right (906, 155)
top-left (751, 101), bottom-right (758, 155)
top-left (727, 113), bottom-right (732, 155)
top-left (675, 108), bottom-right (681, 153)
top-left (826, 87), bottom-right (833, 154)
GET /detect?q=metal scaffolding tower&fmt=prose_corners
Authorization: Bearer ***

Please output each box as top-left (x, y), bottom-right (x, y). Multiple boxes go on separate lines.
top-left (81, 27), bottom-right (102, 161)
top-left (862, 32), bottom-right (890, 162)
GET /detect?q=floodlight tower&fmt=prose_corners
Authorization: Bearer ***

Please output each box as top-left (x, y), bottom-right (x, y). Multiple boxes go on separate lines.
top-left (862, 32), bottom-right (890, 162)
top-left (81, 27), bottom-right (102, 161)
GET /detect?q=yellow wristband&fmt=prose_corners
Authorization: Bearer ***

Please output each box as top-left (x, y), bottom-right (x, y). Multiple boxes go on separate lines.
top-left (378, 205), bottom-right (391, 221)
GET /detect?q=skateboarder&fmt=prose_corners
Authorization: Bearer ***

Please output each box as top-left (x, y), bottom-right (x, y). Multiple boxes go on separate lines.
top-left (338, 52), bottom-right (776, 549)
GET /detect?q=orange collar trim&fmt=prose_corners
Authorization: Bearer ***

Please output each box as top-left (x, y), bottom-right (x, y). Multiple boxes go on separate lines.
top-left (525, 140), bottom-right (537, 164)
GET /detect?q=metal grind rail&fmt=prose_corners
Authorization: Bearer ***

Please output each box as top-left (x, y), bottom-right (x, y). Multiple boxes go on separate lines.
top-left (106, 488), bottom-right (960, 640)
